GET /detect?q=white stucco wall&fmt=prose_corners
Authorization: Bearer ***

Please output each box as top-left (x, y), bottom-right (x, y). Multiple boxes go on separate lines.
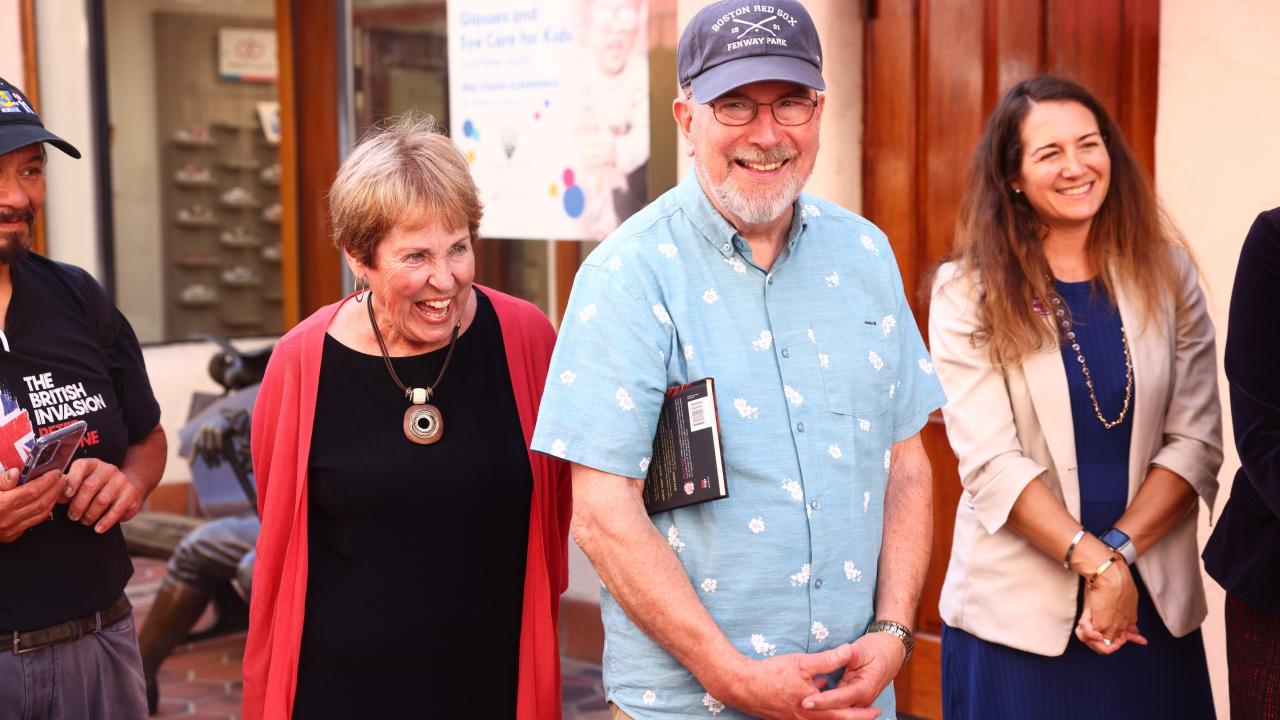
top-left (1157, 2), bottom-right (1280, 717)
top-left (0, 0), bottom-right (23, 80)
top-left (35, 0), bottom-right (98, 276)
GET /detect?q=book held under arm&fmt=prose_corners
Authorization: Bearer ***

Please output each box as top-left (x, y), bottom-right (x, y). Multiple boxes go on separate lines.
top-left (643, 378), bottom-right (729, 514)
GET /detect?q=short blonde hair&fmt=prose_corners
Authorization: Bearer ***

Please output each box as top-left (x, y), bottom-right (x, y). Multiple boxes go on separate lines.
top-left (329, 113), bottom-right (482, 267)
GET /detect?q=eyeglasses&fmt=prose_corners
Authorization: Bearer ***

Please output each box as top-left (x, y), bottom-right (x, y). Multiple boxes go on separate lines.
top-left (707, 95), bottom-right (818, 127)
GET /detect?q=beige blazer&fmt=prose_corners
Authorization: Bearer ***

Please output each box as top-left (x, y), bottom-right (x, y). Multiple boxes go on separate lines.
top-left (929, 250), bottom-right (1222, 656)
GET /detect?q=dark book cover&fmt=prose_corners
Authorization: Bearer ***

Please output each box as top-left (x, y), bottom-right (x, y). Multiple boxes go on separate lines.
top-left (643, 378), bottom-right (729, 514)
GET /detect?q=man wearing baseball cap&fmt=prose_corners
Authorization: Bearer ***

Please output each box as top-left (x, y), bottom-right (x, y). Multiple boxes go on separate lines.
top-left (0, 76), bottom-right (166, 716)
top-left (534, 1), bottom-right (943, 717)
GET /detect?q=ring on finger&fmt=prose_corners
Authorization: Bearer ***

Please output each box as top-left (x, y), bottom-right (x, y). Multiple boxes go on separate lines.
top-left (1102, 638), bottom-right (1113, 647)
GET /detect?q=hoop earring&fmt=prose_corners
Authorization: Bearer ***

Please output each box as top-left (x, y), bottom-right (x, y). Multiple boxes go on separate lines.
top-left (354, 275), bottom-right (369, 301)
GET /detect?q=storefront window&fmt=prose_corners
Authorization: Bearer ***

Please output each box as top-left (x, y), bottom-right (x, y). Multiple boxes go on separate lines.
top-left (104, 0), bottom-right (282, 343)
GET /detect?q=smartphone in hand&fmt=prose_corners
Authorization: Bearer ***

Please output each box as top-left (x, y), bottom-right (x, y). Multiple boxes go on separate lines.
top-left (19, 421), bottom-right (88, 485)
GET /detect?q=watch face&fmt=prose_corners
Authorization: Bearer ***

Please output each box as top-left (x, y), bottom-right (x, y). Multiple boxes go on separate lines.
top-left (1100, 528), bottom-right (1131, 550)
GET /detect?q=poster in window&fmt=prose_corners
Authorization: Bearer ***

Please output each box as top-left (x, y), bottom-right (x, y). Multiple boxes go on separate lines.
top-left (447, 1), bottom-right (650, 240)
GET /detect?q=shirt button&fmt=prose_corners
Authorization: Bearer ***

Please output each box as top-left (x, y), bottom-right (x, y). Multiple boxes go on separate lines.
top-left (781, 348), bottom-right (790, 358)
top-left (814, 579), bottom-right (824, 589)
top-left (811, 500), bottom-right (821, 510)
top-left (796, 422), bottom-right (805, 433)
top-left (722, 242), bottom-right (732, 253)
top-left (766, 273), bottom-right (774, 285)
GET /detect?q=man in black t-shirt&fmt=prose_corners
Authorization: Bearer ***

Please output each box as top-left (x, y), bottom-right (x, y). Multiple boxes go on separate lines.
top-left (0, 76), bottom-right (166, 717)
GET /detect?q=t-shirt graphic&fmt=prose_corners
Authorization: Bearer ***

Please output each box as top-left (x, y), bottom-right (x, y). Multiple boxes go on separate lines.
top-left (0, 384), bottom-right (35, 471)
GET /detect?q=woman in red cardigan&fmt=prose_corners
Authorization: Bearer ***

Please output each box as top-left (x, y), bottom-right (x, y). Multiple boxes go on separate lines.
top-left (243, 113), bottom-right (571, 720)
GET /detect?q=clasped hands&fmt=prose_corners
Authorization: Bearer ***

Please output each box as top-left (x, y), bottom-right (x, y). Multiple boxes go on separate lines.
top-left (0, 457), bottom-right (145, 542)
top-left (1075, 557), bottom-right (1148, 655)
top-left (710, 631), bottom-right (905, 720)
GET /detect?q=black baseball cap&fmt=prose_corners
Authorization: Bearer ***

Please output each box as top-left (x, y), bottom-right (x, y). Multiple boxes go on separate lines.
top-left (678, 0), bottom-right (824, 103)
top-left (0, 76), bottom-right (80, 159)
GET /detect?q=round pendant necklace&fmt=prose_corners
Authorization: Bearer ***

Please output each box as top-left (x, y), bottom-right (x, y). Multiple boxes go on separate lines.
top-left (365, 291), bottom-right (461, 445)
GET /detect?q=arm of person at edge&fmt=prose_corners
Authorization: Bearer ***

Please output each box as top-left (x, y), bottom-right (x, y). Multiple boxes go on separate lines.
top-left (802, 432), bottom-right (933, 712)
top-left (62, 424), bottom-right (168, 533)
top-left (571, 463), bottom-right (875, 720)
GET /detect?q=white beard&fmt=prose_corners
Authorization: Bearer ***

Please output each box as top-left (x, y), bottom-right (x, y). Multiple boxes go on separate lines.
top-left (696, 152), bottom-right (808, 226)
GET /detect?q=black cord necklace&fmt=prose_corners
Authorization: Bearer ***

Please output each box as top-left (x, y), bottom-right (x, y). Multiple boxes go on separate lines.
top-left (365, 291), bottom-right (461, 444)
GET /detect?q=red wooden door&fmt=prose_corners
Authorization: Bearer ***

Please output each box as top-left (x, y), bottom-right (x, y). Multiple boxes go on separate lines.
top-left (864, 2), bottom-right (1160, 717)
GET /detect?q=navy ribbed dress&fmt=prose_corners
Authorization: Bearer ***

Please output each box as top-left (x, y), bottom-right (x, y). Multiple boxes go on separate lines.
top-left (941, 279), bottom-right (1215, 719)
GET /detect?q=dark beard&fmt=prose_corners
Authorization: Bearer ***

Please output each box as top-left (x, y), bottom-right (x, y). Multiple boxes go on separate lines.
top-left (0, 208), bottom-right (34, 265)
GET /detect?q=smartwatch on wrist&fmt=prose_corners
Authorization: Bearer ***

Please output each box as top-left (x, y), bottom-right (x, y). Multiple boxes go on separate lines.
top-left (1099, 527), bottom-right (1137, 565)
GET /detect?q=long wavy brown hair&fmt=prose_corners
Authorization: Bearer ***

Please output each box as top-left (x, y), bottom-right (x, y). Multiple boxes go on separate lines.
top-left (943, 75), bottom-right (1188, 371)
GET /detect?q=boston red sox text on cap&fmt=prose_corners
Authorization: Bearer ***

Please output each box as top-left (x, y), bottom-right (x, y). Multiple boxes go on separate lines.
top-left (0, 76), bottom-right (81, 159)
top-left (677, 0), bottom-right (824, 103)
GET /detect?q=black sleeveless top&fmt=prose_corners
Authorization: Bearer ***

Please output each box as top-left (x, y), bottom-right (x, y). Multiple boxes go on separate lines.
top-left (293, 290), bottom-right (532, 719)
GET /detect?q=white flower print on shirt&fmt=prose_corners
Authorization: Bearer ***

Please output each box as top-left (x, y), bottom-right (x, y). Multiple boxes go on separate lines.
top-left (642, 690), bottom-right (657, 705)
top-left (684, 344), bottom-right (695, 360)
top-left (652, 304), bottom-right (672, 326)
top-left (844, 560), bottom-right (863, 583)
top-left (657, 242), bottom-right (678, 259)
top-left (863, 491), bottom-right (871, 512)
top-left (868, 350), bottom-right (885, 371)
top-left (789, 563), bottom-right (812, 587)
top-left (824, 271), bottom-right (840, 288)
top-left (858, 418), bottom-right (871, 432)
top-left (751, 330), bottom-right (773, 351)
top-left (882, 314), bottom-right (897, 336)
top-left (884, 448), bottom-right (892, 471)
top-left (807, 328), bottom-right (816, 344)
top-left (725, 256), bottom-right (747, 274)
top-left (804, 203), bottom-right (821, 218)
top-left (818, 352), bottom-right (830, 369)
top-left (751, 633), bottom-right (778, 656)
top-left (811, 621), bottom-right (830, 642)
top-left (888, 382), bottom-right (896, 399)
top-left (702, 694), bottom-right (726, 715)
top-left (668, 525), bottom-right (686, 553)
top-left (700, 578), bottom-right (718, 593)
top-left (781, 479), bottom-right (804, 501)
top-left (918, 357), bottom-right (935, 375)
top-left (860, 234), bottom-right (879, 255)
top-left (559, 370), bottom-right (576, 385)
top-left (607, 256), bottom-right (623, 272)
top-left (784, 385), bottom-right (804, 407)
top-left (828, 444), bottom-right (843, 459)
top-left (748, 517), bottom-right (766, 534)
top-left (639, 457), bottom-right (651, 473)
top-left (733, 398), bottom-right (760, 419)
top-left (703, 288), bottom-right (719, 304)
top-left (616, 387), bottom-right (635, 411)
top-left (550, 439), bottom-right (567, 458)
top-left (578, 304), bottom-right (598, 323)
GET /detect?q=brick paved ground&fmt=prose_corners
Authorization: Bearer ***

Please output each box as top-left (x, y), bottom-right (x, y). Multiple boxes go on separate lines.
top-left (128, 557), bottom-right (609, 719)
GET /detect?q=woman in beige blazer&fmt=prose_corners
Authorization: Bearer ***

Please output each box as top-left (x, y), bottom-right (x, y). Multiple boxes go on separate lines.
top-left (929, 76), bottom-right (1221, 718)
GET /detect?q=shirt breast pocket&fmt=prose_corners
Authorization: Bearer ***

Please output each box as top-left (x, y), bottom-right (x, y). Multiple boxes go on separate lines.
top-left (816, 320), bottom-right (898, 428)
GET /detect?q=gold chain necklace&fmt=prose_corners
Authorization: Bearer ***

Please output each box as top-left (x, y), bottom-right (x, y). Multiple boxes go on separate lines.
top-left (1050, 293), bottom-right (1133, 430)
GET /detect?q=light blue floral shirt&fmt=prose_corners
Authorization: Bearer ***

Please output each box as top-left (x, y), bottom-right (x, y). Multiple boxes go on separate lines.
top-left (532, 171), bottom-right (945, 719)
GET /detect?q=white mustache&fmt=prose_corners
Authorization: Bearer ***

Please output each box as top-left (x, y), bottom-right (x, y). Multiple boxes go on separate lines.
top-left (729, 147), bottom-right (796, 165)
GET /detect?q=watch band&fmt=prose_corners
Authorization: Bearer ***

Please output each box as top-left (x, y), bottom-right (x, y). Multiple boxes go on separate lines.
top-left (1113, 539), bottom-right (1138, 566)
top-left (866, 620), bottom-right (914, 664)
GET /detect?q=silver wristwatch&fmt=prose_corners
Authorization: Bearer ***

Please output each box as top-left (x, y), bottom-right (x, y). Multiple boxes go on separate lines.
top-left (865, 620), bottom-right (914, 664)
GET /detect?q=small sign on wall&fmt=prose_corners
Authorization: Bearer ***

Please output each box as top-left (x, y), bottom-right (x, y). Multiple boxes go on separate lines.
top-left (218, 28), bottom-right (277, 83)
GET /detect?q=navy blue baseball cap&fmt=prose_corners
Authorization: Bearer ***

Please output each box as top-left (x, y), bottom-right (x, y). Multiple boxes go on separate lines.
top-left (678, 0), bottom-right (824, 103)
top-left (0, 76), bottom-right (80, 159)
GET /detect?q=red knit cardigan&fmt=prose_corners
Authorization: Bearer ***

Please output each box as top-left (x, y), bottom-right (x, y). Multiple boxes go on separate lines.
top-left (242, 287), bottom-right (571, 720)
